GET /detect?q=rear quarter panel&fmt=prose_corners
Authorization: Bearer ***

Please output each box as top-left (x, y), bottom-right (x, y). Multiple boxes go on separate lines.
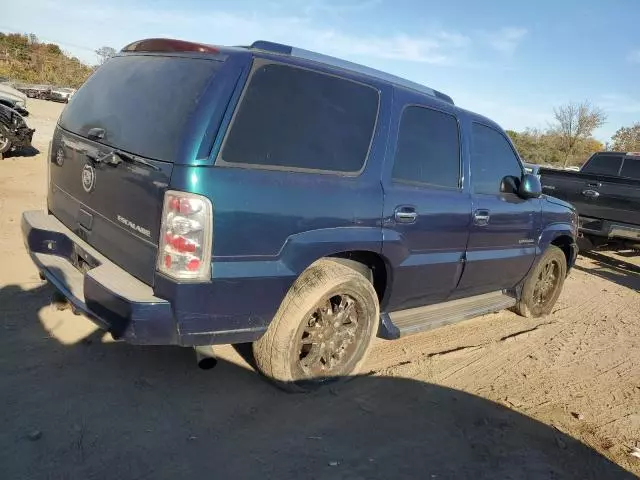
top-left (164, 73), bottom-right (393, 337)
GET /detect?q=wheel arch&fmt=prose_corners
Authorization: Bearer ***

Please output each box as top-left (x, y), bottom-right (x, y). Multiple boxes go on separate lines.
top-left (550, 235), bottom-right (576, 271)
top-left (327, 250), bottom-right (390, 308)
top-left (278, 226), bottom-right (393, 306)
top-left (538, 223), bottom-right (578, 273)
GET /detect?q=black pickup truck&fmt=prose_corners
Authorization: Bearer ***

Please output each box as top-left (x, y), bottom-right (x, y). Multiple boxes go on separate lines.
top-left (540, 152), bottom-right (640, 250)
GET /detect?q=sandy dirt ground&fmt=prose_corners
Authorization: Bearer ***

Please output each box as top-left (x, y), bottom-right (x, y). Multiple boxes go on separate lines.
top-left (1, 99), bottom-right (639, 479)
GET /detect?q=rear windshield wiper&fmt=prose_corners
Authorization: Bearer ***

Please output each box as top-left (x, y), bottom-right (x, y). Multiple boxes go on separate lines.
top-left (86, 150), bottom-right (159, 171)
top-left (109, 151), bottom-right (160, 171)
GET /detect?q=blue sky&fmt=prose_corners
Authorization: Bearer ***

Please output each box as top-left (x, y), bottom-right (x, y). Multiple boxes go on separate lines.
top-left (3, 0), bottom-right (639, 141)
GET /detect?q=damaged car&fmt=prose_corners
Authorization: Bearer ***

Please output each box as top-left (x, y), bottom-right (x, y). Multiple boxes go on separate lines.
top-left (0, 103), bottom-right (35, 156)
top-left (0, 82), bottom-right (30, 117)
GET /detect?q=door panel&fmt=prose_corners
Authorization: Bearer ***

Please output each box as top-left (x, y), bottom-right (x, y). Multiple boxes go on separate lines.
top-left (542, 172), bottom-right (640, 225)
top-left (455, 193), bottom-right (540, 296)
top-left (454, 121), bottom-right (541, 297)
top-left (382, 186), bottom-right (471, 310)
top-left (381, 96), bottom-right (471, 312)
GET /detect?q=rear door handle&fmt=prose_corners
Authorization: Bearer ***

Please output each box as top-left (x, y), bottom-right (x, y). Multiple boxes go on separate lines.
top-left (586, 182), bottom-right (601, 188)
top-left (473, 209), bottom-right (491, 226)
top-left (582, 189), bottom-right (600, 198)
top-left (394, 206), bottom-right (418, 224)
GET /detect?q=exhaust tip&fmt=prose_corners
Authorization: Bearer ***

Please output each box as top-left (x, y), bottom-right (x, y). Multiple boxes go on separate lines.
top-left (197, 356), bottom-right (218, 370)
top-left (194, 345), bottom-right (218, 370)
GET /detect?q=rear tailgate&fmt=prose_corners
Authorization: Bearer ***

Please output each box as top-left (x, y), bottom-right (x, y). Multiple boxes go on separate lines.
top-left (49, 53), bottom-right (225, 285)
top-left (49, 129), bottom-right (172, 284)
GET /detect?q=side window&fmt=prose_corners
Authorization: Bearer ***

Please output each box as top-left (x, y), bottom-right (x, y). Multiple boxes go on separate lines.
top-left (583, 155), bottom-right (623, 176)
top-left (471, 123), bottom-right (523, 195)
top-left (219, 63), bottom-right (379, 173)
top-left (620, 158), bottom-right (640, 179)
top-left (392, 106), bottom-right (460, 188)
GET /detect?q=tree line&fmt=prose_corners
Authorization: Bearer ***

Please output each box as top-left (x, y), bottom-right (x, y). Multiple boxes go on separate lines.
top-left (0, 32), bottom-right (118, 88)
top-left (0, 32), bottom-right (95, 88)
top-left (507, 101), bottom-right (640, 167)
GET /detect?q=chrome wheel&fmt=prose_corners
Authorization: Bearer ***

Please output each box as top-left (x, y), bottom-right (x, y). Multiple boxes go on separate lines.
top-left (532, 259), bottom-right (561, 308)
top-left (0, 128), bottom-right (9, 153)
top-left (296, 294), bottom-right (363, 378)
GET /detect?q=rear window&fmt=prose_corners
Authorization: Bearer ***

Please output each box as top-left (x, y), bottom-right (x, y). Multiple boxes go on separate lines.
top-left (621, 158), bottom-right (640, 180)
top-left (392, 106), bottom-right (460, 188)
top-left (219, 63), bottom-right (379, 173)
top-left (582, 155), bottom-right (623, 176)
top-left (59, 55), bottom-right (220, 162)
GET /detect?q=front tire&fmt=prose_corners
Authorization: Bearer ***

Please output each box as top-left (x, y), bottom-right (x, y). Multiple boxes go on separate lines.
top-left (253, 259), bottom-right (379, 392)
top-left (514, 245), bottom-right (567, 317)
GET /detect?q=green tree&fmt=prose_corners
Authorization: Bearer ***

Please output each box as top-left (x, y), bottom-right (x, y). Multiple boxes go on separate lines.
top-left (611, 123), bottom-right (640, 152)
top-left (551, 101), bottom-right (607, 167)
top-left (507, 128), bottom-right (602, 167)
top-left (45, 43), bottom-right (62, 55)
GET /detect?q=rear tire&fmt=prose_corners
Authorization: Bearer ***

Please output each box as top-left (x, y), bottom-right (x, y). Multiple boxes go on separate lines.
top-left (0, 123), bottom-right (12, 154)
top-left (514, 245), bottom-right (567, 318)
top-left (253, 259), bottom-right (379, 393)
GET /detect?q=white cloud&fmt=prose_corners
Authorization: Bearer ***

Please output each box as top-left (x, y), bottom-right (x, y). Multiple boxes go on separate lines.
top-left (598, 93), bottom-right (640, 114)
top-left (627, 49), bottom-right (640, 63)
top-left (301, 0), bottom-right (383, 16)
top-left (486, 27), bottom-right (528, 55)
top-left (453, 92), bottom-right (554, 131)
top-left (120, 8), bottom-right (470, 65)
top-left (1, 0), bottom-right (519, 67)
top-left (309, 30), bottom-right (469, 65)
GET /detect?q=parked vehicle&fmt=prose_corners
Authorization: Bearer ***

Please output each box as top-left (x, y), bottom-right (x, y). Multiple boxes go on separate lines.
top-left (523, 162), bottom-right (541, 178)
top-left (22, 38), bottom-right (578, 391)
top-left (0, 82), bottom-right (29, 116)
top-left (49, 87), bottom-right (76, 103)
top-left (0, 103), bottom-right (35, 156)
top-left (540, 152), bottom-right (640, 250)
top-left (15, 83), bottom-right (52, 100)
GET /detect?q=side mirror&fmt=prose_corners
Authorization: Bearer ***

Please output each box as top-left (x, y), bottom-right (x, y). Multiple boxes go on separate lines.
top-left (519, 173), bottom-right (542, 199)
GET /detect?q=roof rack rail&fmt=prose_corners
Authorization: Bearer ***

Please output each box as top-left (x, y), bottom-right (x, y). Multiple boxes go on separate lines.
top-left (249, 40), bottom-right (454, 105)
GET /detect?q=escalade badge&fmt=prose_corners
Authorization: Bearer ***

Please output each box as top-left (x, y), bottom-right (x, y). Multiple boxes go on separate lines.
top-left (82, 163), bottom-right (96, 192)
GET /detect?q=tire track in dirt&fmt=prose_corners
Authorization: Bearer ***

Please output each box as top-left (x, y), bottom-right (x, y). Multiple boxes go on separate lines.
top-left (365, 259), bottom-right (640, 473)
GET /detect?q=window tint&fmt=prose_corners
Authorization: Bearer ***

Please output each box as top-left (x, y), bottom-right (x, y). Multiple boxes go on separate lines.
top-left (582, 155), bottom-right (623, 176)
top-left (220, 63), bottom-right (378, 173)
top-left (59, 56), bottom-right (220, 162)
top-left (471, 123), bottom-right (523, 194)
top-left (621, 158), bottom-right (640, 179)
top-left (392, 106), bottom-right (460, 187)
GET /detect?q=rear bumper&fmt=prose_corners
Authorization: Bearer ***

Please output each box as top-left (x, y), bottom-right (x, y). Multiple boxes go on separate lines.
top-left (579, 216), bottom-right (640, 242)
top-left (22, 210), bottom-right (277, 346)
top-left (22, 210), bottom-right (177, 345)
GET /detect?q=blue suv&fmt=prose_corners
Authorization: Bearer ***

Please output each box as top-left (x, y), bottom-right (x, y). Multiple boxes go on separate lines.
top-left (22, 38), bottom-right (578, 391)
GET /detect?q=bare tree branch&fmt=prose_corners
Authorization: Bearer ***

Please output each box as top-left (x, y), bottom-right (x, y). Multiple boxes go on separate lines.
top-left (552, 101), bottom-right (607, 166)
top-left (95, 46), bottom-right (117, 66)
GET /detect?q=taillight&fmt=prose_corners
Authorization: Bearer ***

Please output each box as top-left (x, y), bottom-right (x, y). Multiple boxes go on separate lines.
top-left (157, 191), bottom-right (213, 281)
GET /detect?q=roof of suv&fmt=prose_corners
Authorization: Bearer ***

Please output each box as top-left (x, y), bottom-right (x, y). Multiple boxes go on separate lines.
top-left (119, 38), bottom-right (509, 134)
top-left (121, 38), bottom-right (455, 105)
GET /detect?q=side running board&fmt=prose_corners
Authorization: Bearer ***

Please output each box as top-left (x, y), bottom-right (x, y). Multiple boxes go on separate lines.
top-left (380, 291), bottom-right (516, 339)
